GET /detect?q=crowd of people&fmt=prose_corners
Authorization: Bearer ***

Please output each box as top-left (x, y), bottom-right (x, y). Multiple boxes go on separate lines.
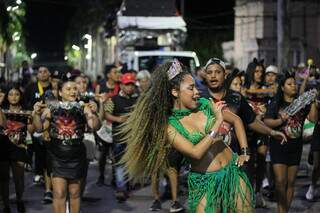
top-left (0, 57), bottom-right (319, 213)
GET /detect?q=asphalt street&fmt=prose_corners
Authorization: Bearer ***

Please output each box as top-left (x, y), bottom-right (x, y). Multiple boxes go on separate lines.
top-left (6, 144), bottom-right (320, 213)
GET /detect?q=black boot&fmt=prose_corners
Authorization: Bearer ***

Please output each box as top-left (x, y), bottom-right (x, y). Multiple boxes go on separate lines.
top-left (96, 176), bottom-right (104, 187)
top-left (17, 201), bottom-right (25, 213)
top-left (3, 206), bottom-right (11, 213)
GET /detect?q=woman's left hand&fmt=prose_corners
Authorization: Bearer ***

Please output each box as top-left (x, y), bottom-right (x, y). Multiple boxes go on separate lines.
top-left (236, 155), bottom-right (250, 167)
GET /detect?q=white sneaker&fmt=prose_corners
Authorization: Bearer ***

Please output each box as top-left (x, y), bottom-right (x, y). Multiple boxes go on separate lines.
top-left (306, 185), bottom-right (316, 201)
top-left (33, 175), bottom-right (44, 184)
top-left (255, 192), bottom-right (266, 208)
top-left (262, 178), bottom-right (269, 189)
top-left (66, 200), bottom-right (70, 213)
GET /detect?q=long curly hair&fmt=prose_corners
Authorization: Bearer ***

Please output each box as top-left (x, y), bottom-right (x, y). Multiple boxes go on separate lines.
top-left (272, 71), bottom-right (296, 113)
top-left (244, 58), bottom-right (265, 89)
top-left (119, 62), bottom-right (190, 182)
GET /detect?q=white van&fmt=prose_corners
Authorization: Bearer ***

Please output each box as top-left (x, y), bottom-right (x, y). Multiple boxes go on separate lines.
top-left (121, 50), bottom-right (200, 74)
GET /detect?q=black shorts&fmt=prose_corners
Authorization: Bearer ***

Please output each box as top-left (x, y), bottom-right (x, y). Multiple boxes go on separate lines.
top-left (270, 138), bottom-right (303, 166)
top-left (310, 130), bottom-right (320, 152)
top-left (167, 149), bottom-right (184, 170)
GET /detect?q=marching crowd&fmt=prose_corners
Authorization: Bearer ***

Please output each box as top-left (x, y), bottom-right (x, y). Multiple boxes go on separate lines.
top-left (0, 57), bottom-right (319, 213)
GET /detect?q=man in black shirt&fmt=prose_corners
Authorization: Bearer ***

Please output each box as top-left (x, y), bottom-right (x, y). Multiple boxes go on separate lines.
top-left (95, 65), bottom-right (120, 96)
top-left (24, 66), bottom-right (52, 110)
top-left (95, 65), bottom-right (120, 186)
top-left (200, 58), bottom-right (286, 207)
top-left (24, 66), bottom-right (52, 187)
top-left (104, 73), bottom-right (138, 202)
top-left (201, 58), bottom-right (285, 139)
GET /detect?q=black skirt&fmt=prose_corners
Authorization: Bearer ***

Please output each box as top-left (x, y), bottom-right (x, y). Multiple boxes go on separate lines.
top-left (270, 138), bottom-right (303, 166)
top-left (48, 140), bottom-right (86, 180)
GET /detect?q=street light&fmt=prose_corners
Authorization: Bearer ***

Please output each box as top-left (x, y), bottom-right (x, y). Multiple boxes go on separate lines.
top-left (12, 6), bottom-right (19, 11)
top-left (16, 0), bottom-right (22, 5)
top-left (7, 6), bottom-right (12, 11)
top-left (31, 53), bottom-right (37, 59)
top-left (72, 45), bottom-right (80, 51)
top-left (64, 56), bottom-right (68, 61)
top-left (83, 34), bottom-right (92, 40)
top-left (13, 36), bottom-right (20, 41)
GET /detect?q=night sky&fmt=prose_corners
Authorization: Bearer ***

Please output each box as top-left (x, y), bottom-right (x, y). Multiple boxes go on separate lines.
top-left (24, 0), bottom-right (235, 64)
top-left (25, 0), bottom-right (78, 64)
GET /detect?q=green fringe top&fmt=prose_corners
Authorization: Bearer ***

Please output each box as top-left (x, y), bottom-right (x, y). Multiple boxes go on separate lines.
top-left (168, 98), bottom-right (216, 145)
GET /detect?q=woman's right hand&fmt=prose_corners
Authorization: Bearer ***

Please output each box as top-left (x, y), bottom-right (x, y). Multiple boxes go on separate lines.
top-left (279, 111), bottom-right (289, 122)
top-left (98, 93), bottom-right (109, 104)
top-left (270, 130), bottom-right (287, 145)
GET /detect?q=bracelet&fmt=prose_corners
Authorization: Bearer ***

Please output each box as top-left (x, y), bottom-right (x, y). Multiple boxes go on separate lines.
top-left (208, 130), bottom-right (216, 139)
top-left (240, 147), bottom-right (250, 156)
top-left (270, 130), bottom-right (276, 136)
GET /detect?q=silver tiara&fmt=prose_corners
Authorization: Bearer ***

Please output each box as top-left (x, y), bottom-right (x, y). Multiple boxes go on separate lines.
top-left (167, 59), bottom-right (183, 80)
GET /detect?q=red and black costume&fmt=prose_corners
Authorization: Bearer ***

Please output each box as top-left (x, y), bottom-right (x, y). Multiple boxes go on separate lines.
top-left (47, 103), bottom-right (87, 179)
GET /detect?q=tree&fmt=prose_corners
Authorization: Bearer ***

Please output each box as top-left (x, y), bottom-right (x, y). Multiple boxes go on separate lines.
top-left (0, 0), bottom-right (29, 75)
top-left (185, 30), bottom-right (233, 65)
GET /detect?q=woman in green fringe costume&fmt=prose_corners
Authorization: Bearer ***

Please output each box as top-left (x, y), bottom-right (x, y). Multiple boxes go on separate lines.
top-left (120, 60), bottom-right (254, 212)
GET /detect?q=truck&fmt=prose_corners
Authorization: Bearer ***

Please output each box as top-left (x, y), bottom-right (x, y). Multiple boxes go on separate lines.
top-left (121, 50), bottom-right (200, 73)
top-left (104, 0), bottom-right (199, 73)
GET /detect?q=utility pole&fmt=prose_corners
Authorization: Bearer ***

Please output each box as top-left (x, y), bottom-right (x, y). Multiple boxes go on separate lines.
top-left (180, 0), bottom-right (185, 17)
top-left (277, 0), bottom-right (289, 72)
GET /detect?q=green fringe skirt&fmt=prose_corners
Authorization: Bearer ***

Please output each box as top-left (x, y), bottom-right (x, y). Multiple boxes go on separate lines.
top-left (188, 153), bottom-right (254, 213)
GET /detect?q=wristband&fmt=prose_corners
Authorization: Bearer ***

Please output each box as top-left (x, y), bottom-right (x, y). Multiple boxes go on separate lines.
top-left (241, 147), bottom-right (250, 156)
top-left (208, 130), bottom-right (216, 139)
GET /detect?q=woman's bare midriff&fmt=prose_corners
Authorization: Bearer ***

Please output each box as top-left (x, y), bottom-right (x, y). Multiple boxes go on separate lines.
top-left (177, 110), bottom-right (234, 173)
top-left (190, 141), bottom-right (233, 173)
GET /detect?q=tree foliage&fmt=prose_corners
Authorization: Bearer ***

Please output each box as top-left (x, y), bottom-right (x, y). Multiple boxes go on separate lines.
top-left (0, 0), bottom-right (29, 67)
top-left (66, 0), bottom-right (121, 46)
top-left (185, 30), bottom-right (233, 65)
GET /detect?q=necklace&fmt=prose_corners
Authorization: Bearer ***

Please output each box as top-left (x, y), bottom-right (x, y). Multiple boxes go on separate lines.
top-left (171, 108), bottom-right (196, 119)
top-left (171, 99), bottom-right (207, 120)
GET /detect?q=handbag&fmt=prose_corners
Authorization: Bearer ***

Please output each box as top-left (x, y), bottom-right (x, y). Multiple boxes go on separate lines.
top-left (96, 120), bottom-right (113, 143)
top-left (83, 133), bottom-right (96, 161)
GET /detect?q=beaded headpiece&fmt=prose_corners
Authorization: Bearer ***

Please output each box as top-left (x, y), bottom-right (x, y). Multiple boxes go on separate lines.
top-left (167, 59), bottom-right (183, 80)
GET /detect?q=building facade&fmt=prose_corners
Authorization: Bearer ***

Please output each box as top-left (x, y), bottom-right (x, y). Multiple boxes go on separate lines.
top-left (225, 0), bottom-right (320, 70)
